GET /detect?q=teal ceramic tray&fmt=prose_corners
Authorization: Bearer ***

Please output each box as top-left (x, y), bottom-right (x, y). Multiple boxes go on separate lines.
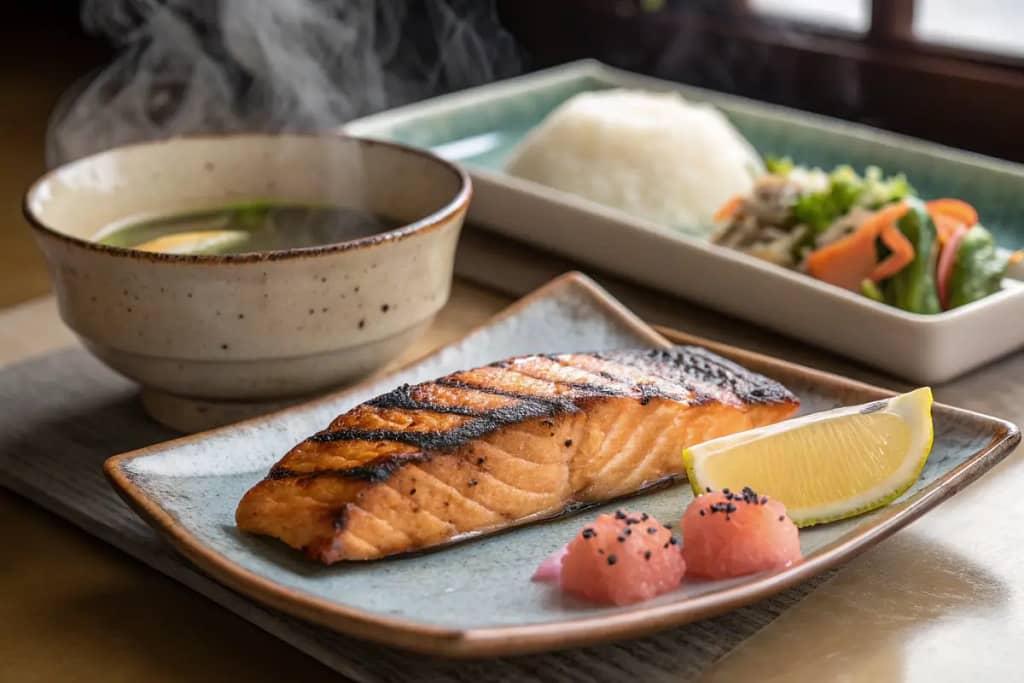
top-left (345, 61), bottom-right (1024, 384)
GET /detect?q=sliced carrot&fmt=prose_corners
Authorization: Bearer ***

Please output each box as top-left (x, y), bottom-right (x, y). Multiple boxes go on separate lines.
top-left (806, 202), bottom-right (908, 291)
top-left (870, 223), bottom-right (915, 281)
top-left (927, 199), bottom-right (978, 246)
top-left (926, 199), bottom-right (978, 226)
top-left (713, 195), bottom-right (744, 222)
top-left (931, 213), bottom-right (963, 245)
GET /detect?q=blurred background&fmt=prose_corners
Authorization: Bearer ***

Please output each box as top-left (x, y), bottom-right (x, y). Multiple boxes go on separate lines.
top-left (4, 0), bottom-right (1023, 308)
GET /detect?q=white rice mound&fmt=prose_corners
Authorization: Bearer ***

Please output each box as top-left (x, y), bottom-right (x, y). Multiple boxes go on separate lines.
top-left (505, 89), bottom-right (763, 237)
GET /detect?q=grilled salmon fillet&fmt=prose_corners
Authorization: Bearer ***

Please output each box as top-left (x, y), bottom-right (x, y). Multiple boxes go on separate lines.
top-left (236, 347), bottom-right (799, 563)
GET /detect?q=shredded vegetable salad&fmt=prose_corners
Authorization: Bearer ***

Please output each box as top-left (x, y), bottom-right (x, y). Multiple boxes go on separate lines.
top-left (711, 160), bottom-right (1020, 313)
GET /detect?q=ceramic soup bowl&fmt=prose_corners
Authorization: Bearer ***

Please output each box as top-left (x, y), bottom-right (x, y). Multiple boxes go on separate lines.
top-left (25, 134), bottom-right (470, 431)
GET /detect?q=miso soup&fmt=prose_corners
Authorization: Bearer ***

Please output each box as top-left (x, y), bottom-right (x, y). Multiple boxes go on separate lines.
top-left (95, 203), bottom-right (402, 255)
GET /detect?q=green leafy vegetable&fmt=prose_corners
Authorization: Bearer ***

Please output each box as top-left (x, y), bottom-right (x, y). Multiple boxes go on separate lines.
top-left (860, 166), bottom-right (914, 209)
top-left (790, 165), bottom-right (914, 235)
top-left (860, 279), bottom-right (885, 303)
top-left (947, 225), bottom-right (1008, 309)
top-left (765, 157), bottom-right (794, 175)
top-left (784, 164), bottom-right (916, 261)
top-left (880, 199), bottom-right (941, 314)
top-left (791, 166), bottom-right (860, 233)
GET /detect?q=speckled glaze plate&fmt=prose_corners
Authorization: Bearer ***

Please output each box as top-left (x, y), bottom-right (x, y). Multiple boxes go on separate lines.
top-left (345, 60), bottom-right (1024, 384)
top-left (105, 272), bottom-right (1019, 658)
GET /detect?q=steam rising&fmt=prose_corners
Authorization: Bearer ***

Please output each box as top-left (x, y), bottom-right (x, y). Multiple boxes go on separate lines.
top-left (48, 0), bottom-right (521, 165)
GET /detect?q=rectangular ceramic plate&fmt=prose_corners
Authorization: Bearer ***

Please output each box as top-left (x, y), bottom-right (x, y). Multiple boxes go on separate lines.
top-left (344, 60), bottom-right (1024, 384)
top-left (105, 273), bottom-right (1019, 658)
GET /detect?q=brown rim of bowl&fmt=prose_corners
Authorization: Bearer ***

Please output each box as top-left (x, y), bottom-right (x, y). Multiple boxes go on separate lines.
top-left (23, 132), bottom-right (472, 264)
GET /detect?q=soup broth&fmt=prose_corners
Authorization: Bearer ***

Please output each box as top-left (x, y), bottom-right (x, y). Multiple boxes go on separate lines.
top-left (96, 203), bottom-right (402, 255)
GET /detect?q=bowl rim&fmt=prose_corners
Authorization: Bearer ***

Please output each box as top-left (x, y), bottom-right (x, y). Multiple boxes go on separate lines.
top-left (23, 132), bottom-right (472, 264)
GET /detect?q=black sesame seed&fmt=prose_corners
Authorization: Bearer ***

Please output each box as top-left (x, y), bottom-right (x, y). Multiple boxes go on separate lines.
top-left (663, 542), bottom-right (669, 549)
top-left (761, 496), bottom-right (769, 505)
top-left (647, 526), bottom-right (658, 534)
top-left (669, 536), bottom-right (680, 546)
top-left (722, 488), bottom-right (731, 495)
top-left (726, 503), bottom-right (737, 514)
top-left (625, 517), bottom-right (641, 525)
top-left (476, 457), bottom-right (486, 465)
top-left (614, 510), bottom-right (627, 520)
top-left (409, 488), bottom-right (416, 495)
top-left (617, 535), bottom-right (626, 543)
top-left (582, 528), bottom-right (596, 539)
top-left (623, 527), bottom-right (632, 536)
top-left (381, 304), bottom-right (390, 313)
top-left (663, 523), bottom-right (673, 529)
top-left (607, 554), bottom-right (617, 566)
top-left (598, 549), bottom-right (605, 555)
top-left (778, 515), bottom-right (785, 522)
top-left (641, 513), bottom-right (649, 521)
top-left (468, 479), bottom-right (478, 487)
top-left (705, 486), bottom-right (712, 493)
top-left (564, 439), bottom-right (573, 447)
top-left (699, 509), bottom-right (705, 517)
top-left (644, 550), bottom-right (652, 560)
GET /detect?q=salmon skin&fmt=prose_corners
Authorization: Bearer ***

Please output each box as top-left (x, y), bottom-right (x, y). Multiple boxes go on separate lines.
top-left (236, 347), bottom-right (799, 563)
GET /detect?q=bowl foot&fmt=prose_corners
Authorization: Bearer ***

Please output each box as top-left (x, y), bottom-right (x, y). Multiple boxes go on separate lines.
top-left (141, 388), bottom-right (312, 433)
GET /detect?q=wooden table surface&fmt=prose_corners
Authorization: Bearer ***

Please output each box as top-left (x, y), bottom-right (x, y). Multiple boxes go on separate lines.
top-left (3, 241), bottom-right (1024, 681)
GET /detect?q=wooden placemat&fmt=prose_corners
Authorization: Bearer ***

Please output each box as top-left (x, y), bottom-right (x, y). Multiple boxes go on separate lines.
top-left (0, 346), bottom-right (829, 682)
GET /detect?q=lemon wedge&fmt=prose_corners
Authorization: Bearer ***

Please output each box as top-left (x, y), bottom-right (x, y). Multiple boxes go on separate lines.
top-left (683, 387), bottom-right (934, 527)
top-left (133, 230), bottom-right (250, 255)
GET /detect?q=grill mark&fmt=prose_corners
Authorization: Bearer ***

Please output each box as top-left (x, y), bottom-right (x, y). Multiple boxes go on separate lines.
top-left (309, 398), bottom-right (563, 449)
top-left (367, 384), bottom-right (502, 417)
top-left (433, 378), bottom-right (580, 413)
top-left (489, 360), bottom-right (635, 399)
top-left (604, 347), bottom-right (798, 406)
top-left (554, 355), bottom-right (682, 405)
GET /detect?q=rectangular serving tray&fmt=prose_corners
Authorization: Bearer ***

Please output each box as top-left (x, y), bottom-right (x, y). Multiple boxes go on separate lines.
top-left (345, 60), bottom-right (1024, 384)
top-left (105, 273), bottom-right (1019, 658)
